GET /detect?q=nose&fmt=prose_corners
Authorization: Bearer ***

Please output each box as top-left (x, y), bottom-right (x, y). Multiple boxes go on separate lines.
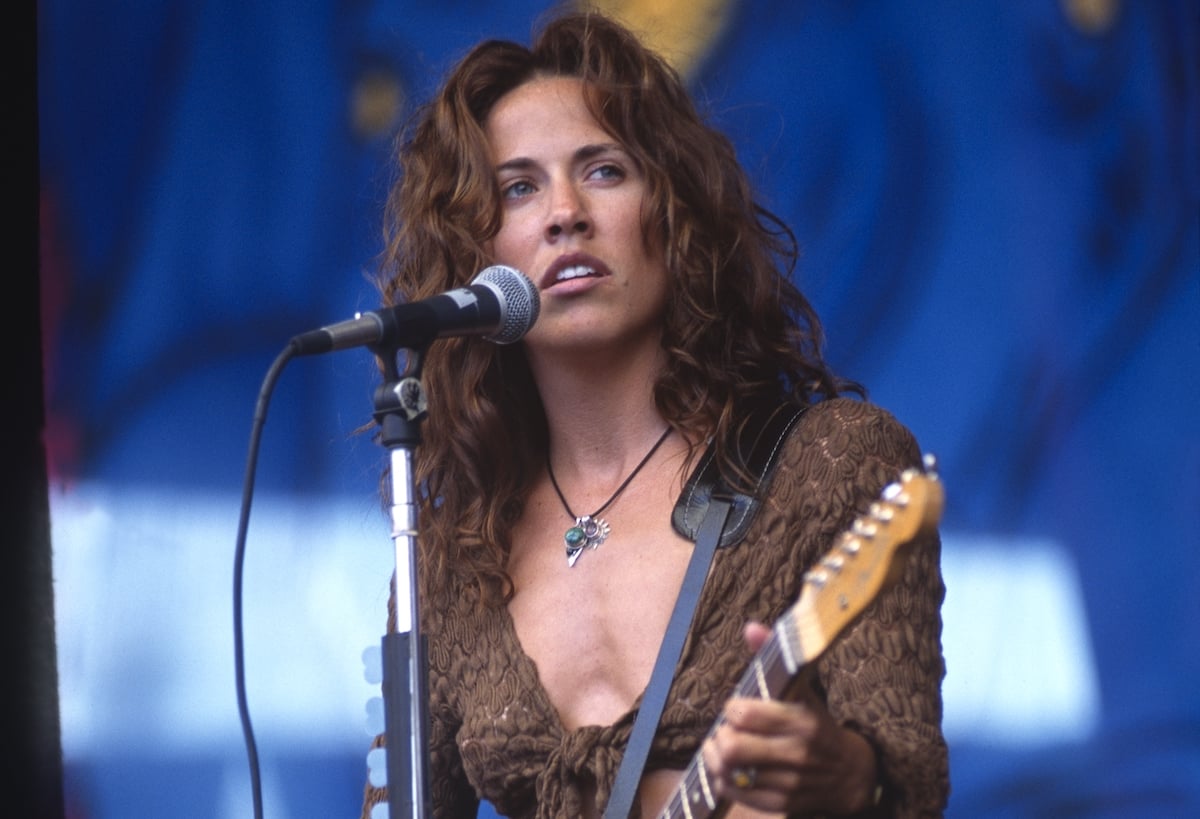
top-left (545, 179), bottom-right (592, 241)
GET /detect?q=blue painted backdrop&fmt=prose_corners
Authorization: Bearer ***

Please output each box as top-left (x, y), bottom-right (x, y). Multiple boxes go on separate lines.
top-left (39, 1), bottom-right (1199, 817)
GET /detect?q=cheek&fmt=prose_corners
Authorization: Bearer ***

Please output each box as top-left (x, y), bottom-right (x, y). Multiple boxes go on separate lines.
top-left (490, 219), bottom-right (537, 265)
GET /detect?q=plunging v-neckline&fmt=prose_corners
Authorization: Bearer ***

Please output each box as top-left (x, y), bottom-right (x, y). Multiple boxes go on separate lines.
top-left (497, 600), bottom-right (646, 737)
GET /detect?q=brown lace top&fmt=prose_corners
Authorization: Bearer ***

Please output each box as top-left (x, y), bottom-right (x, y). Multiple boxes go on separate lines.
top-left (361, 398), bottom-right (949, 818)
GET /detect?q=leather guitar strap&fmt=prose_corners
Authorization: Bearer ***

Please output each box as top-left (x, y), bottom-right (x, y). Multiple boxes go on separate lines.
top-left (603, 493), bottom-right (731, 819)
top-left (603, 398), bottom-right (807, 819)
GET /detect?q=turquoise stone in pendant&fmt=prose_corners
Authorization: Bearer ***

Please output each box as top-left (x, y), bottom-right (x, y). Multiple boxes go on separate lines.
top-left (565, 524), bottom-right (587, 567)
top-left (565, 526), bottom-right (587, 549)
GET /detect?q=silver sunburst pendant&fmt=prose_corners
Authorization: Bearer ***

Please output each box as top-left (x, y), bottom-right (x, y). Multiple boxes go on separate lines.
top-left (564, 515), bottom-right (611, 567)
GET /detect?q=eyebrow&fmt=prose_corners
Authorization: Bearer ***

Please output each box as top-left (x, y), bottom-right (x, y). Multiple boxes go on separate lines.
top-left (494, 142), bottom-right (625, 174)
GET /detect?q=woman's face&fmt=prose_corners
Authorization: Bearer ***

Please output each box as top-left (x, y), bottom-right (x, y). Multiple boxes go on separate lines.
top-left (483, 75), bottom-right (670, 362)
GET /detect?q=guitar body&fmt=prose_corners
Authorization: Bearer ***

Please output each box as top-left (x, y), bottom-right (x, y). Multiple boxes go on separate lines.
top-left (648, 458), bottom-right (944, 819)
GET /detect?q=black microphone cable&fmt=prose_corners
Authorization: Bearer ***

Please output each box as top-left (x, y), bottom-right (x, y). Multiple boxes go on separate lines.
top-left (233, 342), bottom-right (296, 819)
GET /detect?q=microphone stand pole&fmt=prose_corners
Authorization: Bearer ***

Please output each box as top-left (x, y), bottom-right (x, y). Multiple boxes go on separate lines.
top-left (372, 344), bottom-right (432, 819)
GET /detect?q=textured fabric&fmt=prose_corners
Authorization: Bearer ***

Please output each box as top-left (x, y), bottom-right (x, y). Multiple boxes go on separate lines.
top-left (361, 397), bottom-right (949, 818)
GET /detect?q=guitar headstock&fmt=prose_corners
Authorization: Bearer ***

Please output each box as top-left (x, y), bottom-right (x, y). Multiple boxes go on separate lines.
top-left (786, 455), bottom-right (944, 665)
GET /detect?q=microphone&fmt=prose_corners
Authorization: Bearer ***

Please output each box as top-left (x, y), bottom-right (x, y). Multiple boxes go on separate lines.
top-left (290, 265), bottom-right (540, 355)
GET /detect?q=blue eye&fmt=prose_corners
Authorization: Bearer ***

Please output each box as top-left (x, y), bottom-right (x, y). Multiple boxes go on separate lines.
top-left (589, 163), bottom-right (624, 181)
top-left (501, 180), bottom-right (536, 200)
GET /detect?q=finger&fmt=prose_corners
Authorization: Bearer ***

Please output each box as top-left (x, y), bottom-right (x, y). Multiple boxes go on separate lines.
top-left (707, 723), bottom-right (844, 815)
top-left (702, 737), bottom-right (773, 803)
top-left (708, 717), bottom-right (778, 779)
top-left (723, 696), bottom-right (819, 736)
top-left (743, 620), bottom-right (772, 652)
top-left (721, 765), bottom-right (798, 815)
top-left (729, 765), bottom-right (758, 791)
top-left (710, 709), bottom-right (810, 784)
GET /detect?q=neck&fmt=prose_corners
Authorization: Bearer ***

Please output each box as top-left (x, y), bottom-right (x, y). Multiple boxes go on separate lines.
top-left (531, 341), bottom-right (671, 476)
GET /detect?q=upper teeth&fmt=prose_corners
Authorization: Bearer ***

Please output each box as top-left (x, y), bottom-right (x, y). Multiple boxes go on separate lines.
top-left (556, 265), bottom-right (594, 281)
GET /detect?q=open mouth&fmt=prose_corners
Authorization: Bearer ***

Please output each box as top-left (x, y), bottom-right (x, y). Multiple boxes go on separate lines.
top-left (543, 254), bottom-right (610, 289)
top-left (554, 264), bottom-right (598, 283)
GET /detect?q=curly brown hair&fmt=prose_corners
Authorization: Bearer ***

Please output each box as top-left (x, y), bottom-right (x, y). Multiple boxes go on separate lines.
top-left (376, 9), bottom-right (859, 608)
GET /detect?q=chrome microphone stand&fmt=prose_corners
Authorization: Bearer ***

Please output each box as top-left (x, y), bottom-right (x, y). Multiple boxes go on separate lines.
top-left (372, 344), bottom-right (432, 819)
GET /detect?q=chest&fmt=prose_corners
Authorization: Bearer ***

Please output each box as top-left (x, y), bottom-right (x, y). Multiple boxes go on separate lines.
top-left (506, 477), bottom-right (694, 731)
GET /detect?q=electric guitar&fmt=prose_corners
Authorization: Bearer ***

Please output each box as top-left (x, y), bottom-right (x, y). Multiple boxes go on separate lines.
top-left (650, 456), bottom-right (945, 819)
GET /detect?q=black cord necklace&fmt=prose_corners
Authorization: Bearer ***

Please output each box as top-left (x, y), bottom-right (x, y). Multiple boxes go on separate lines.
top-left (547, 426), bottom-right (673, 567)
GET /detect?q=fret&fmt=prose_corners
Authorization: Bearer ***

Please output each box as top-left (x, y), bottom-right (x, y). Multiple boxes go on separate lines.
top-left (677, 775), bottom-right (692, 819)
top-left (775, 614), bottom-right (799, 673)
top-left (762, 638), bottom-right (793, 694)
top-left (696, 755), bottom-right (715, 811)
top-left (663, 756), bottom-right (717, 819)
top-left (752, 655), bottom-right (769, 698)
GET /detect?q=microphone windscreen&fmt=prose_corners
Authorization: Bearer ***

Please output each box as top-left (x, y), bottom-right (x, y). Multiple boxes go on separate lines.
top-left (476, 265), bottom-right (540, 344)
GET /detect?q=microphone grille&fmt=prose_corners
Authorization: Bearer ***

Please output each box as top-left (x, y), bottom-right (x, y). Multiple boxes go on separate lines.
top-left (474, 265), bottom-right (540, 344)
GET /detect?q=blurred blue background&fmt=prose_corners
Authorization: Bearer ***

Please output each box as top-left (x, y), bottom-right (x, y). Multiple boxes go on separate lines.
top-left (38, 1), bottom-right (1199, 817)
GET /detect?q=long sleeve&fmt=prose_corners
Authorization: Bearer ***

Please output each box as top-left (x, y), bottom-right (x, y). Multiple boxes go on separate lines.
top-left (804, 400), bottom-right (950, 817)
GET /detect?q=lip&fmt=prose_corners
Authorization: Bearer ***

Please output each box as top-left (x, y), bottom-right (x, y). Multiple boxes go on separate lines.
top-left (540, 252), bottom-right (612, 291)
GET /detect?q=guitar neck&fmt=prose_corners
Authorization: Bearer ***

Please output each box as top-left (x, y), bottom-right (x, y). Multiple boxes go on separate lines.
top-left (653, 623), bottom-right (798, 819)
